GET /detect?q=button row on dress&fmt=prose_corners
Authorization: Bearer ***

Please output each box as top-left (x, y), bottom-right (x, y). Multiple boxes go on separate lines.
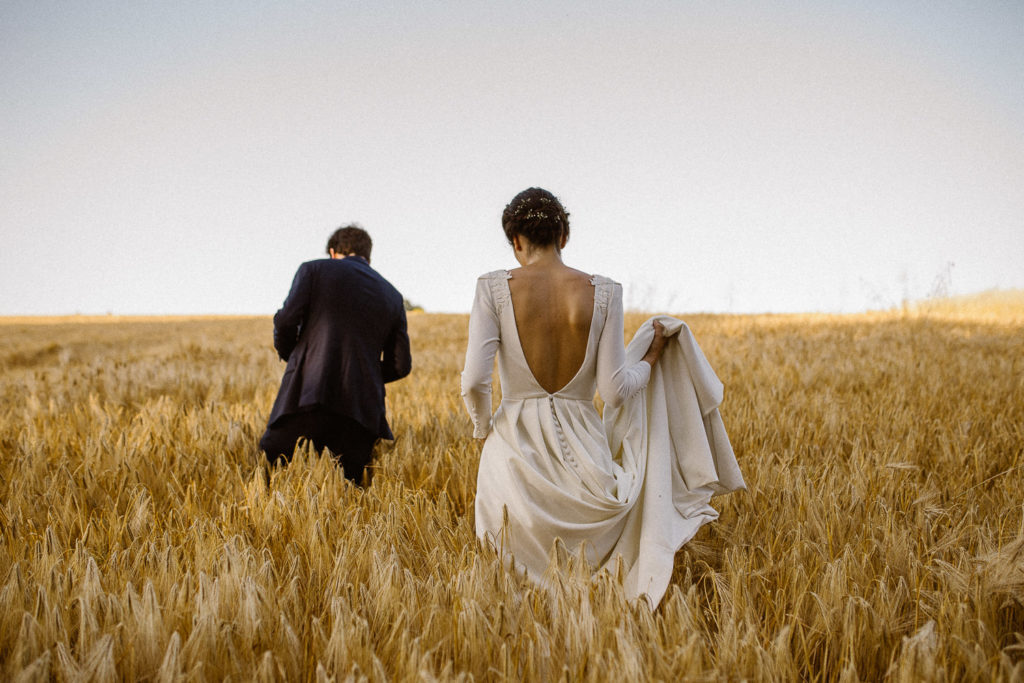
top-left (549, 397), bottom-right (576, 467)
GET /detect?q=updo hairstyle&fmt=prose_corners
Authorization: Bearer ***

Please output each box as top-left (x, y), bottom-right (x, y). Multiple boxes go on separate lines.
top-left (501, 188), bottom-right (571, 248)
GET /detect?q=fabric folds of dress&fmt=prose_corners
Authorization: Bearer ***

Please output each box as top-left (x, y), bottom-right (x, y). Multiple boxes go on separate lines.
top-left (603, 316), bottom-right (746, 604)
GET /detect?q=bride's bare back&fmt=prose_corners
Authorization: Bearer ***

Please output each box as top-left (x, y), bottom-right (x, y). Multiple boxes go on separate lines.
top-left (508, 264), bottom-right (594, 394)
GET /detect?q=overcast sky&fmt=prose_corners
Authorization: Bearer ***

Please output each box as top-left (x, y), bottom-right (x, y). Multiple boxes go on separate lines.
top-left (3, 1), bottom-right (1022, 315)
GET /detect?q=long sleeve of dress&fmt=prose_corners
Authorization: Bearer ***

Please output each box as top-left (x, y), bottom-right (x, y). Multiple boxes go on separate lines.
top-left (596, 282), bottom-right (652, 409)
top-left (461, 276), bottom-right (501, 438)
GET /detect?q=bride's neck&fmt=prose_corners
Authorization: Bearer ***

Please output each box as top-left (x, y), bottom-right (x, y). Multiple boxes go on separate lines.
top-left (518, 244), bottom-right (563, 268)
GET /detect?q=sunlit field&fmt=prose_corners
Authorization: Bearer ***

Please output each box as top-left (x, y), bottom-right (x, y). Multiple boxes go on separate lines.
top-left (1, 294), bottom-right (1022, 681)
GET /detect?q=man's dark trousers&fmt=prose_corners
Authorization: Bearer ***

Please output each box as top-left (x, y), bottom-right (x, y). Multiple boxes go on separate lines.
top-left (260, 408), bottom-right (376, 483)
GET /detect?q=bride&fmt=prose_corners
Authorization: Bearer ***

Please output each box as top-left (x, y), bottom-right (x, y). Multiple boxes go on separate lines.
top-left (461, 187), bottom-right (743, 606)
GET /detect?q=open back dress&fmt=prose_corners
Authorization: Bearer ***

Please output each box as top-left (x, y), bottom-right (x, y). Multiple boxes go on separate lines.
top-left (461, 269), bottom-right (744, 605)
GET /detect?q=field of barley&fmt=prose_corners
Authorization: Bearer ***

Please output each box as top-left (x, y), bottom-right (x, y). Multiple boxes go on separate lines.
top-left (1, 295), bottom-right (1023, 681)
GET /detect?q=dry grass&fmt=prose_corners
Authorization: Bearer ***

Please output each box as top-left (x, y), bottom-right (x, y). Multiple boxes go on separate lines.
top-left (1, 296), bottom-right (1022, 681)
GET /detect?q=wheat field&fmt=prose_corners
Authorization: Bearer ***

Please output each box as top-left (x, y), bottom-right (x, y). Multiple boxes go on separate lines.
top-left (1, 297), bottom-right (1022, 681)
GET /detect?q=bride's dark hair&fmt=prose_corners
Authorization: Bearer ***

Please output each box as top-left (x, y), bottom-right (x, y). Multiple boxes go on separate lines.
top-left (502, 188), bottom-right (570, 248)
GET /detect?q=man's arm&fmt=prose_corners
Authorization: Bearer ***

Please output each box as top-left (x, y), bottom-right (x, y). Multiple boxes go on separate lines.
top-left (273, 263), bottom-right (312, 361)
top-left (381, 308), bottom-right (412, 382)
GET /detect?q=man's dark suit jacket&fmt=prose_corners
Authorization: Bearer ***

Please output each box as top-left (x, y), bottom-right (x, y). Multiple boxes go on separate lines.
top-left (267, 256), bottom-right (411, 439)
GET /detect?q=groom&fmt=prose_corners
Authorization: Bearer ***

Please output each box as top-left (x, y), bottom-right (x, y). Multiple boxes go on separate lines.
top-left (260, 224), bottom-right (412, 484)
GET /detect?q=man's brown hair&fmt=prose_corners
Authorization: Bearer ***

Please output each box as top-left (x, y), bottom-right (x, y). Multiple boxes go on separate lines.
top-left (326, 225), bottom-right (372, 259)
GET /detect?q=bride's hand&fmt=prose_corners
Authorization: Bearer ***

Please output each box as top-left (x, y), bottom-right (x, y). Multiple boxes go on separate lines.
top-left (642, 320), bottom-right (668, 366)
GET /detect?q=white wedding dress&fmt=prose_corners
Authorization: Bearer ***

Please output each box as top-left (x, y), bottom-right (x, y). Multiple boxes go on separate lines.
top-left (461, 270), bottom-right (744, 606)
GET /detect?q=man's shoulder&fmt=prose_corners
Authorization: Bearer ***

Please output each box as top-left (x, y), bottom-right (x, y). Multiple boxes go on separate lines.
top-left (293, 258), bottom-right (363, 287)
top-left (294, 258), bottom-right (329, 274)
top-left (346, 259), bottom-right (405, 304)
top-left (302, 258), bottom-right (404, 302)
top-left (302, 257), bottom-right (369, 277)
top-left (374, 272), bottom-right (405, 306)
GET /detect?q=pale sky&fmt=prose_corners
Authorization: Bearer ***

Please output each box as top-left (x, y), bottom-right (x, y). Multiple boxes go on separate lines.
top-left (2, 1), bottom-right (1022, 315)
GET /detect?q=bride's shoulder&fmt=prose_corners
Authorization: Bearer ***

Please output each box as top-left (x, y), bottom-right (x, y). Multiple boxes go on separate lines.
top-left (476, 269), bottom-right (511, 282)
top-left (587, 273), bottom-right (622, 313)
top-left (588, 273), bottom-right (621, 288)
top-left (473, 270), bottom-right (512, 311)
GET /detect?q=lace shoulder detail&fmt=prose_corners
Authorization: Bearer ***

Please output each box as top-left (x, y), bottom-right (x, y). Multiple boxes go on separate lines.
top-left (478, 270), bottom-right (512, 315)
top-left (589, 274), bottom-right (620, 314)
